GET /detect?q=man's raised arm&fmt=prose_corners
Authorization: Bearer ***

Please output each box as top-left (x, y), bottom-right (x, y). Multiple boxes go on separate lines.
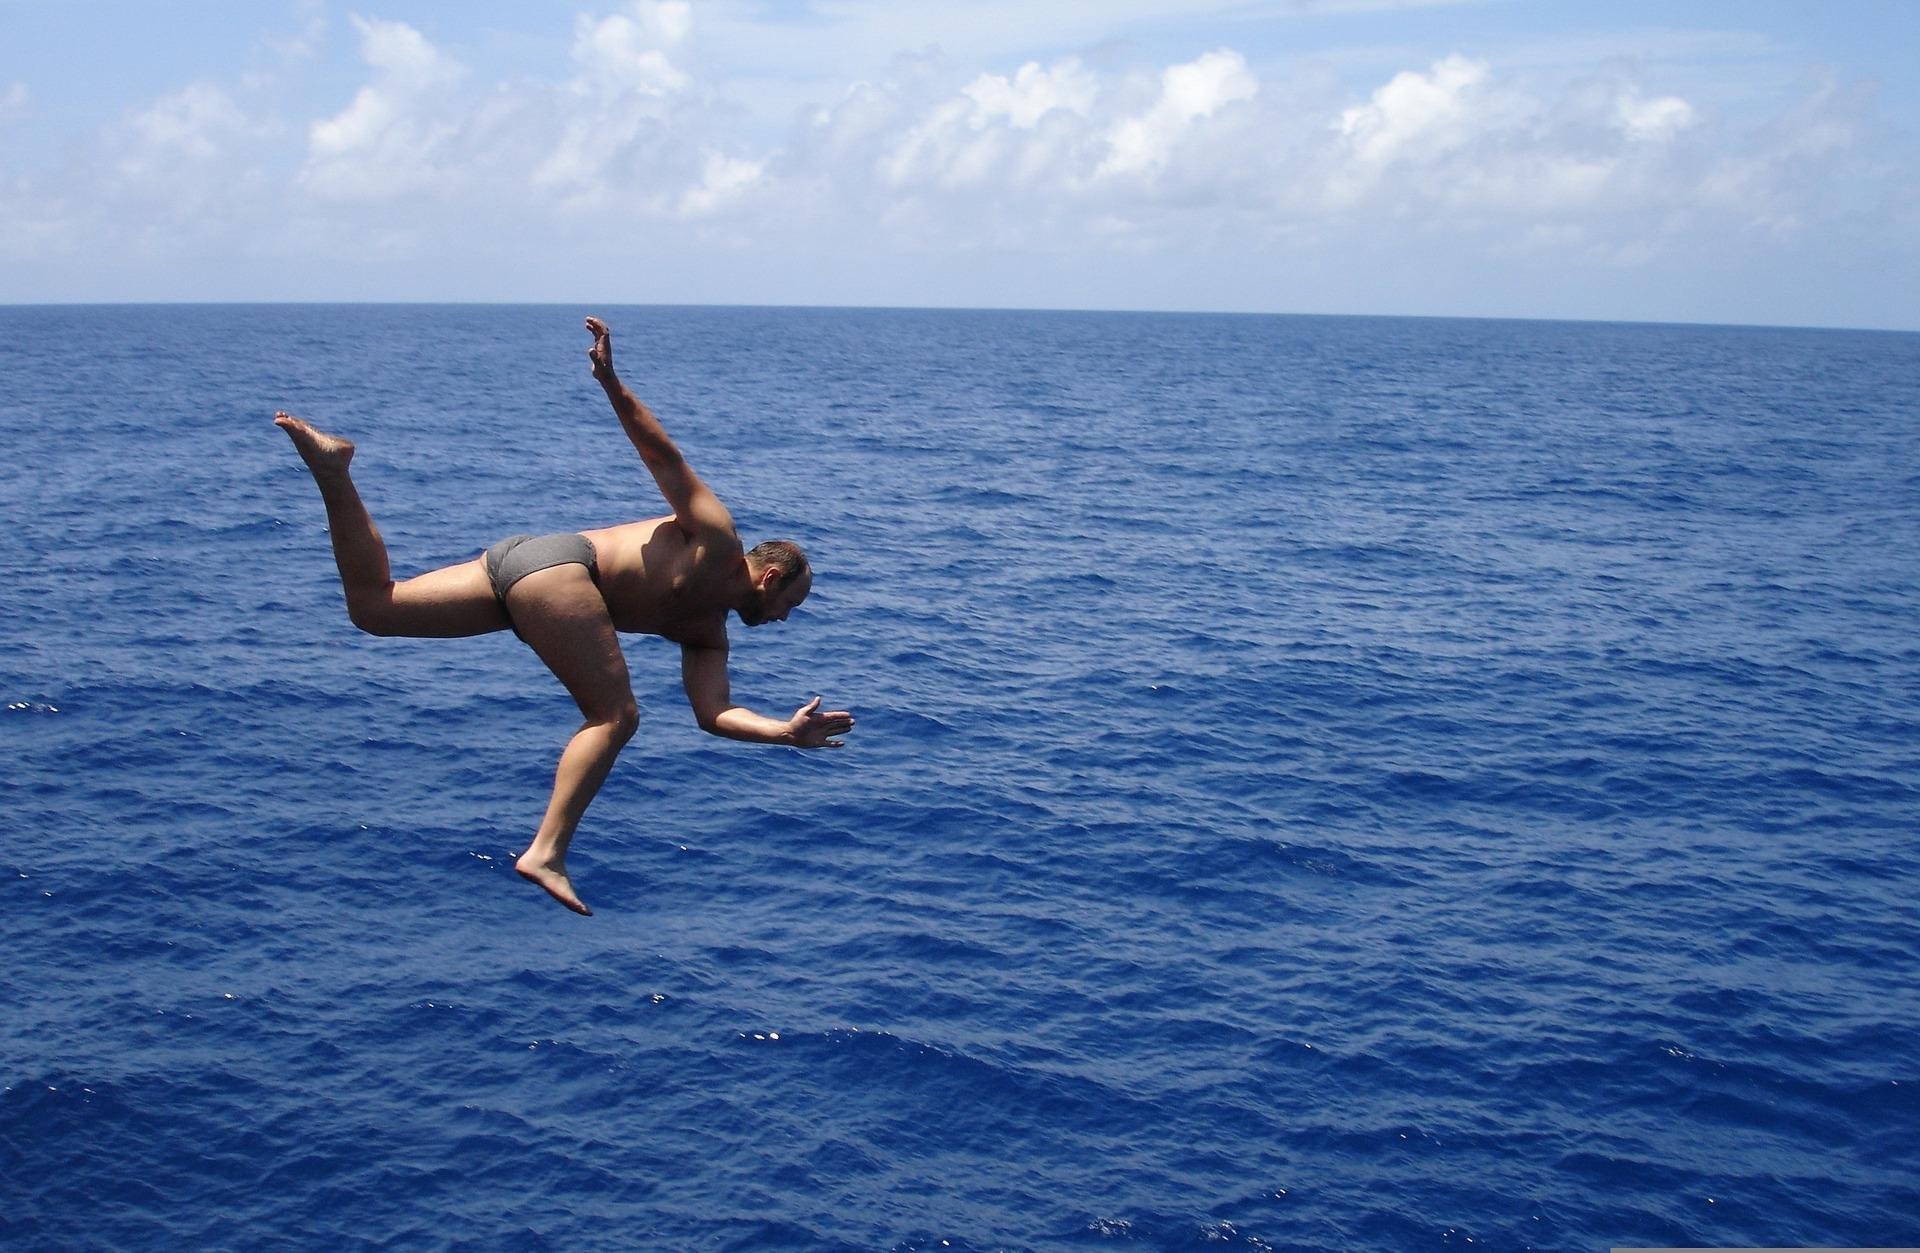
top-left (585, 316), bottom-right (731, 535)
top-left (682, 643), bottom-right (855, 748)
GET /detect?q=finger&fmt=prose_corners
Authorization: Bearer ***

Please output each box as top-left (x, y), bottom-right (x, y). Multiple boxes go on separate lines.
top-left (826, 740), bottom-right (844, 748)
top-left (802, 696), bottom-right (822, 715)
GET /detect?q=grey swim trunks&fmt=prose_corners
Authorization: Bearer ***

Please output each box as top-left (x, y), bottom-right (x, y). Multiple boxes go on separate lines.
top-left (483, 532), bottom-right (600, 638)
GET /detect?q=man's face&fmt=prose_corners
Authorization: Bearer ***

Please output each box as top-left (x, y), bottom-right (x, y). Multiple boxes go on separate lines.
top-left (744, 567), bottom-right (811, 626)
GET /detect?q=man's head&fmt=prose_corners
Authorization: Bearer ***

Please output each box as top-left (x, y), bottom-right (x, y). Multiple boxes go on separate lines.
top-left (741, 539), bottom-right (811, 625)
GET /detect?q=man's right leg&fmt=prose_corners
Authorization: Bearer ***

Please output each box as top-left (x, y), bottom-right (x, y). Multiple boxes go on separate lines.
top-left (506, 564), bottom-right (640, 917)
top-left (276, 412), bottom-right (506, 638)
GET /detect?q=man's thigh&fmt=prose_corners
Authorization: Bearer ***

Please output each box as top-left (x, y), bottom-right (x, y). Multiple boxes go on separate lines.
top-left (384, 557), bottom-right (510, 638)
top-left (508, 566), bottom-right (632, 720)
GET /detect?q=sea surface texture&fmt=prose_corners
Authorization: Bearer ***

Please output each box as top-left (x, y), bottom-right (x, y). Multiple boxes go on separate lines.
top-left (2, 305), bottom-right (1917, 1251)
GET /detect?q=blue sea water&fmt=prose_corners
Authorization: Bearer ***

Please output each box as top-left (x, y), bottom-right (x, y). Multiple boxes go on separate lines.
top-left (2, 304), bottom-right (1917, 1251)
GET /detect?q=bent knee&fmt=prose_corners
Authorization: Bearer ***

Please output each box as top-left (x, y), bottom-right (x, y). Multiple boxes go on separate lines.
top-left (601, 704), bottom-right (640, 743)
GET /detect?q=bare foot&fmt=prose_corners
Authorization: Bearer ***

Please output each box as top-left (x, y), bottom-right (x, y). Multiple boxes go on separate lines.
top-left (516, 851), bottom-right (593, 916)
top-left (274, 411), bottom-right (355, 479)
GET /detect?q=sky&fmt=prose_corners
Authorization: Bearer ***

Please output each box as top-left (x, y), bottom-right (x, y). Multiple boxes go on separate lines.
top-left (3, 0), bottom-right (1918, 328)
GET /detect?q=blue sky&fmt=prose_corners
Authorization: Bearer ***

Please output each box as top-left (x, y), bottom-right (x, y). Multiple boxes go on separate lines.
top-left (3, 0), bottom-right (1917, 327)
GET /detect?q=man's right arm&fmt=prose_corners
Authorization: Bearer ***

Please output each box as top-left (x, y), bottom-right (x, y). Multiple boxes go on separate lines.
top-left (586, 316), bottom-right (733, 537)
top-left (682, 643), bottom-right (855, 747)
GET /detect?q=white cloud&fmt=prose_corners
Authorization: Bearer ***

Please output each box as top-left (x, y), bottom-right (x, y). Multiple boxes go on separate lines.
top-left (1318, 54), bottom-right (1720, 228)
top-left (533, 3), bottom-right (717, 207)
top-left (880, 97), bottom-right (1002, 187)
top-left (1618, 93), bottom-right (1695, 141)
top-left (284, 2), bottom-right (751, 221)
top-left (680, 152), bottom-right (764, 216)
top-left (130, 83), bottom-right (249, 159)
top-left (303, 16), bottom-right (467, 200)
top-left (962, 59), bottom-right (1096, 130)
top-left (853, 56), bottom-right (1100, 193)
top-left (1338, 53), bottom-right (1487, 165)
top-left (787, 43), bottom-right (1770, 260)
top-left (116, 82), bottom-right (260, 185)
top-left (788, 46), bottom-right (1270, 251)
top-left (1098, 49), bottom-right (1257, 178)
top-left (0, 2), bottom-right (1905, 323)
top-left (355, 15), bottom-right (462, 87)
top-left (570, 1), bottom-right (692, 98)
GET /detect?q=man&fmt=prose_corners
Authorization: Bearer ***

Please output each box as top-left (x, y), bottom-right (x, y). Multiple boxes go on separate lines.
top-left (275, 316), bottom-right (855, 917)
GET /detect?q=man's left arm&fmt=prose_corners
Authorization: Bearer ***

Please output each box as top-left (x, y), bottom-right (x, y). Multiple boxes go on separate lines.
top-left (681, 643), bottom-right (854, 747)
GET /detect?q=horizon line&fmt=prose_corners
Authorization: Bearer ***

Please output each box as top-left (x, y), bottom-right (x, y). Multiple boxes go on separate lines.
top-left (1, 298), bottom-right (1913, 337)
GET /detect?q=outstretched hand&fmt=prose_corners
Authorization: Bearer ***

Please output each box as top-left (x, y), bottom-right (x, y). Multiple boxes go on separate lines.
top-left (788, 696), bottom-right (855, 748)
top-left (584, 316), bottom-right (614, 381)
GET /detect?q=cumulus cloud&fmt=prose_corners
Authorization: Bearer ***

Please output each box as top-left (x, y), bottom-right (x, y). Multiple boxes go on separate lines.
top-left (124, 83), bottom-right (254, 166)
top-left (776, 39), bottom-right (1877, 272)
top-left (303, 16), bottom-right (467, 200)
top-left (800, 46), bottom-right (1264, 231)
top-left (569, 0), bottom-right (692, 98)
top-left (1618, 93), bottom-right (1694, 142)
top-left (530, 0), bottom-right (750, 214)
top-left (1338, 54), bottom-right (1487, 166)
top-left (794, 54), bottom-right (1099, 205)
top-left (963, 58), bottom-right (1097, 129)
top-left (107, 81), bottom-right (278, 219)
top-left (0, 3), bottom-right (1904, 317)
top-left (679, 152), bottom-right (764, 217)
top-left (544, 9), bottom-right (775, 228)
top-left (879, 96), bottom-right (1005, 188)
top-left (1098, 49), bottom-right (1258, 178)
top-left (877, 59), bottom-right (1091, 191)
top-left (278, 2), bottom-right (753, 221)
top-left (1314, 53), bottom-right (1728, 229)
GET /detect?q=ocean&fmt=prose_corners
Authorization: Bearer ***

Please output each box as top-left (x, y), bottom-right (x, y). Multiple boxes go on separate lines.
top-left (2, 304), bottom-right (1916, 1250)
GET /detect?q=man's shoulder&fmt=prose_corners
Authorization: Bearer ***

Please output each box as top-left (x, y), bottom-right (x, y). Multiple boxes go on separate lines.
top-left (683, 521), bottom-right (745, 572)
top-left (669, 618), bottom-right (730, 651)
top-left (681, 510), bottom-right (744, 546)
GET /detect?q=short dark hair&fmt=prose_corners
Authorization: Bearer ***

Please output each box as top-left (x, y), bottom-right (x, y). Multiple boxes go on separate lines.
top-left (748, 539), bottom-right (809, 589)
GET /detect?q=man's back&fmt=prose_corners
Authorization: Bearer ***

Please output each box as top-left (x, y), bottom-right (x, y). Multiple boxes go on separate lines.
top-left (582, 514), bottom-right (740, 645)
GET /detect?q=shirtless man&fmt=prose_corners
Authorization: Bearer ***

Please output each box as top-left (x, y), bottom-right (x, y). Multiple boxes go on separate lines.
top-left (275, 316), bottom-right (855, 916)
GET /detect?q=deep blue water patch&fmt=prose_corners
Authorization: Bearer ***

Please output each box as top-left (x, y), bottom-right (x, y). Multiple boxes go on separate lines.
top-left (2, 305), bottom-right (1918, 1250)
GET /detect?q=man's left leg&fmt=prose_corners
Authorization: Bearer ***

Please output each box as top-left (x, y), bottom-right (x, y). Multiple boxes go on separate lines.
top-left (276, 412), bottom-right (505, 638)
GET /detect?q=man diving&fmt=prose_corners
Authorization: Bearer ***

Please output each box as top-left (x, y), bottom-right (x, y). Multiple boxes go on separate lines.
top-left (274, 316), bottom-right (855, 917)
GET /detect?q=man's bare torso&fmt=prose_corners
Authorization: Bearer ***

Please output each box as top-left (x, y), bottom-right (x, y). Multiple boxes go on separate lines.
top-left (580, 515), bottom-right (738, 647)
